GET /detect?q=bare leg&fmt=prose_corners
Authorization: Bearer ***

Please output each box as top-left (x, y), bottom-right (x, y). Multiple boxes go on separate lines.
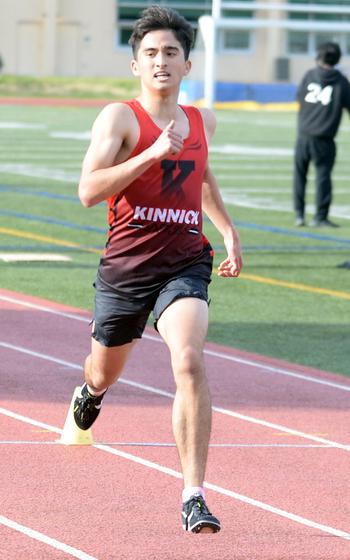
top-left (74, 338), bottom-right (137, 431)
top-left (84, 338), bottom-right (136, 392)
top-left (157, 297), bottom-right (211, 488)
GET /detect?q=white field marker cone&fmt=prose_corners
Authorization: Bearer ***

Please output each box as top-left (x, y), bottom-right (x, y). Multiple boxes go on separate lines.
top-left (58, 386), bottom-right (94, 445)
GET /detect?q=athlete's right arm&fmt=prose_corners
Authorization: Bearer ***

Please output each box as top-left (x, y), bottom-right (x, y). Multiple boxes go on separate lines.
top-left (78, 103), bottom-right (184, 207)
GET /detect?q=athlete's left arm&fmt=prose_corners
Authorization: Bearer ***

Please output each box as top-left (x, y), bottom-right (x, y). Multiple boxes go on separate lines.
top-left (200, 108), bottom-right (243, 278)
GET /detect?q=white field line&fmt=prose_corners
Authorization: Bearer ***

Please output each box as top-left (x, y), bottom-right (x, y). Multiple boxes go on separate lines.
top-left (215, 117), bottom-right (295, 128)
top-left (212, 163), bottom-right (293, 169)
top-left (0, 123), bottom-right (47, 130)
top-left (0, 155), bottom-right (81, 162)
top-left (0, 253), bottom-right (72, 263)
top-left (0, 515), bottom-right (97, 560)
top-left (0, 405), bottom-right (349, 541)
top-left (211, 155), bottom-right (291, 161)
top-left (0, 341), bottom-right (349, 452)
top-left (50, 131), bottom-right (90, 140)
top-left (216, 173), bottom-right (350, 182)
top-left (0, 163), bottom-right (79, 183)
top-left (211, 162), bottom-right (350, 171)
top-left (209, 145), bottom-right (293, 157)
top-left (1, 293), bottom-right (350, 394)
top-left (0, 147), bottom-right (83, 153)
top-left (220, 194), bottom-right (350, 219)
top-left (219, 187), bottom-right (350, 194)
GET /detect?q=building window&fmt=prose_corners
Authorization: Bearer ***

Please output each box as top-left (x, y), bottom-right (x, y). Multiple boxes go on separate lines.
top-left (346, 33), bottom-right (350, 53)
top-left (219, 2), bottom-right (253, 51)
top-left (288, 31), bottom-right (309, 54)
top-left (117, 1), bottom-right (211, 47)
top-left (222, 29), bottom-right (251, 51)
top-left (116, 0), bottom-right (252, 52)
top-left (288, 31), bottom-right (349, 56)
top-left (287, 0), bottom-right (350, 56)
top-left (314, 32), bottom-right (341, 49)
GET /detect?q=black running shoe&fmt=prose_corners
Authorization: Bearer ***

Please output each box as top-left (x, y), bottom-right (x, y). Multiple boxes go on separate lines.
top-left (310, 218), bottom-right (339, 228)
top-left (182, 494), bottom-right (221, 533)
top-left (73, 383), bottom-right (106, 430)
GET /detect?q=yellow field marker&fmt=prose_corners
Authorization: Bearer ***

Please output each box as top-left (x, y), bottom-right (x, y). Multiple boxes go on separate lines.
top-left (240, 272), bottom-right (350, 301)
top-left (0, 226), bottom-right (101, 255)
top-left (213, 267), bottom-right (350, 301)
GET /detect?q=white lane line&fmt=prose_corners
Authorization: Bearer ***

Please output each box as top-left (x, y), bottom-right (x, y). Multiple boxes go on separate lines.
top-left (1, 294), bottom-right (349, 393)
top-left (203, 480), bottom-right (350, 542)
top-left (0, 294), bottom-right (89, 321)
top-left (0, 440), bottom-right (341, 448)
top-left (0, 408), bottom-right (349, 541)
top-left (0, 341), bottom-right (349, 452)
top-left (0, 515), bottom-right (97, 560)
top-left (94, 445), bottom-right (350, 541)
top-left (207, 348), bottom-right (350, 392)
top-left (0, 405), bottom-right (61, 434)
top-left (106, 376), bottom-right (350, 452)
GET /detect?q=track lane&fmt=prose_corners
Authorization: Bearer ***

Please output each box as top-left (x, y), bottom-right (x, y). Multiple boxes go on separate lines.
top-left (0, 515), bottom-right (97, 560)
top-left (1, 290), bottom-right (350, 558)
top-left (1, 336), bottom-right (349, 450)
top-left (1, 404), bottom-right (350, 560)
top-left (1, 346), bottom-right (349, 539)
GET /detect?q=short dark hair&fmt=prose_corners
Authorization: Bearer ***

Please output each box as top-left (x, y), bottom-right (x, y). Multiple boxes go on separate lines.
top-left (317, 41), bottom-right (341, 66)
top-left (128, 5), bottom-right (194, 60)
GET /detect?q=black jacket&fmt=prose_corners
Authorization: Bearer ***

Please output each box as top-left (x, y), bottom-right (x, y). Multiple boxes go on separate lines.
top-left (297, 65), bottom-right (350, 138)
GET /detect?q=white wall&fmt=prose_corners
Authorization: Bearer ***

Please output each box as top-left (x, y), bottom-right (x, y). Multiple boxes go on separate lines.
top-left (0, 0), bottom-right (349, 86)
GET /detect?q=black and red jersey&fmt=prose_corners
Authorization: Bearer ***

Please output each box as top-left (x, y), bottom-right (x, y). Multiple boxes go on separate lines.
top-left (97, 99), bottom-right (212, 294)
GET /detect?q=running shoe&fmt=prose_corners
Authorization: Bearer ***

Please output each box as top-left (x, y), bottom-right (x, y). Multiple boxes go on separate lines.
top-left (310, 218), bottom-right (339, 228)
top-left (182, 494), bottom-right (221, 533)
top-left (295, 216), bottom-right (305, 227)
top-left (73, 383), bottom-right (106, 430)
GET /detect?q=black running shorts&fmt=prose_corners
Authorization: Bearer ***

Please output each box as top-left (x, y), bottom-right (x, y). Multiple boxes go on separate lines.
top-left (92, 261), bottom-right (212, 347)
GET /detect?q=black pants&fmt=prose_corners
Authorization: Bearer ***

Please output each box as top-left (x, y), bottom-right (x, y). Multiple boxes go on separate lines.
top-left (293, 135), bottom-right (336, 221)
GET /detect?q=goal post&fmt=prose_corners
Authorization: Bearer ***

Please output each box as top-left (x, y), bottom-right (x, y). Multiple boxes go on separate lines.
top-left (198, 1), bottom-right (350, 108)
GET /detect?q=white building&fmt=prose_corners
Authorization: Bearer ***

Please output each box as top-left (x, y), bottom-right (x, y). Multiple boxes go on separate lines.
top-left (1, 0), bottom-right (350, 85)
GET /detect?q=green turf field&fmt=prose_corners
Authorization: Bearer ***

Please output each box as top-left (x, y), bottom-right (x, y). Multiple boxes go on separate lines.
top-left (0, 99), bottom-right (349, 376)
top-left (0, 75), bottom-right (140, 99)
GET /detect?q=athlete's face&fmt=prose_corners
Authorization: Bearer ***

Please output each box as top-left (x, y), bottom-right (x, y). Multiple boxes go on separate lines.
top-left (131, 29), bottom-right (191, 92)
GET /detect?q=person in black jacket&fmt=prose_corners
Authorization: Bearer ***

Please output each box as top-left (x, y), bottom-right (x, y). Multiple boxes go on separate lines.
top-left (293, 41), bottom-right (350, 227)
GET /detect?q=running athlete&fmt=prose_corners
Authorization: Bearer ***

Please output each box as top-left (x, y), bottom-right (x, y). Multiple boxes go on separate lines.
top-left (293, 41), bottom-right (350, 227)
top-left (73, 5), bottom-right (242, 534)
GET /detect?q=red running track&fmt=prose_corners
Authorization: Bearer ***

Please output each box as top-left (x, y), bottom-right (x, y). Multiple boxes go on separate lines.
top-left (0, 288), bottom-right (349, 560)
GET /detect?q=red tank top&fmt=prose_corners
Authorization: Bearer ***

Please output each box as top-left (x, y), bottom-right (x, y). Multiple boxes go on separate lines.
top-left (98, 99), bottom-right (210, 293)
